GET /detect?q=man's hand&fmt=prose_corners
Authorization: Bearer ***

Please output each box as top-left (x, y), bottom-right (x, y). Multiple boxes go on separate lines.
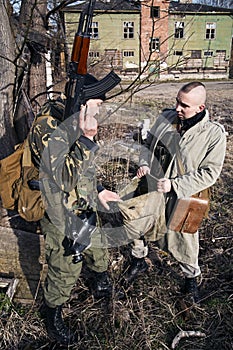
top-left (98, 189), bottom-right (122, 210)
top-left (79, 99), bottom-right (103, 140)
top-left (137, 165), bottom-right (150, 178)
top-left (157, 178), bottom-right (171, 193)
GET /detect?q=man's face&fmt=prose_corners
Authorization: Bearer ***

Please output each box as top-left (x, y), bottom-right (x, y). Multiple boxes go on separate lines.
top-left (176, 91), bottom-right (204, 120)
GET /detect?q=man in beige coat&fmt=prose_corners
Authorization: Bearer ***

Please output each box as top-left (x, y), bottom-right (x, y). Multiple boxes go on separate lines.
top-left (123, 81), bottom-right (226, 302)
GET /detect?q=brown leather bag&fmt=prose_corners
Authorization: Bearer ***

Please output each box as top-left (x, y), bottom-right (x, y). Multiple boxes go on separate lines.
top-left (168, 189), bottom-right (210, 234)
top-left (168, 144), bottom-right (210, 234)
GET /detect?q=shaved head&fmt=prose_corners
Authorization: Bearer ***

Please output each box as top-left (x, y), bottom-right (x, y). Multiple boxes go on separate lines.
top-left (176, 82), bottom-right (207, 120)
top-left (179, 82), bottom-right (206, 105)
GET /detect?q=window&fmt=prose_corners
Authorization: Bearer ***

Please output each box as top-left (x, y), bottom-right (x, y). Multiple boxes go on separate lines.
top-left (123, 22), bottom-right (134, 39)
top-left (150, 6), bottom-right (160, 18)
top-left (191, 50), bottom-right (201, 59)
top-left (206, 22), bottom-right (216, 40)
top-left (91, 22), bottom-right (99, 39)
top-left (123, 51), bottom-right (134, 57)
top-left (89, 51), bottom-right (100, 58)
top-left (174, 50), bottom-right (183, 56)
top-left (105, 49), bottom-right (121, 67)
top-left (174, 21), bottom-right (184, 39)
top-left (150, 37), bottom-right (160, 52)
top-left (214, 50), bottom-right (226, 67)
top-left (204, 50), bottom-right (213, 57)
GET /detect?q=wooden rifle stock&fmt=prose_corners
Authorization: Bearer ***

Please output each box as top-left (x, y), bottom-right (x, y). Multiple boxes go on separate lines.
top-left (71, 36), bottom-right (90, 75)
top-left (70, 0), bottom-right (95, 75)
top-left (63, 0), bottom-right (121, 121)
top-left (71, 7), bottom-right (91, 76)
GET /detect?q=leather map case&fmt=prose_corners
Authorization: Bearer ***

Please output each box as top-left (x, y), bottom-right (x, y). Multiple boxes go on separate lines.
top-left (168, 196), bottom-right (209, 234)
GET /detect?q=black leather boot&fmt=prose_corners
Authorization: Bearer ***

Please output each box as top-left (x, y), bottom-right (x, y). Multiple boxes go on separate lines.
top-left (89, 271), bottom-right (113, 299)
top-left (182, 277), bottom-right (200, 303)
top-left (122, 257), bottom-right (149, 289)
top-left (44, 304), bottom-right (76, 345)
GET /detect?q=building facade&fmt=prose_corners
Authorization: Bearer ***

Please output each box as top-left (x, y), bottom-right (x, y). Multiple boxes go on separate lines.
top-left (165, 1), bottom-right (233, 79)
top-left (140, 0), bottom-right (170, 75)
top-left (62, 0), bottom-right (233, 80)
top-left (63, 0), bottom-right (141, 76)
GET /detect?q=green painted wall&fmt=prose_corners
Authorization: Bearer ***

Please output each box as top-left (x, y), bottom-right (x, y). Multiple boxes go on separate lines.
top-left (64, 11), bottom-right (140, 71)
top-left (64, 8), bottom-right (233, 76)
top-left (167, 13), bottom-right (233, 70)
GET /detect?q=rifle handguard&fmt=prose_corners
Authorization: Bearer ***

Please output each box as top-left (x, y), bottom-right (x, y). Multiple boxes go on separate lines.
top-left (63, 0), bottom-right (121, 120)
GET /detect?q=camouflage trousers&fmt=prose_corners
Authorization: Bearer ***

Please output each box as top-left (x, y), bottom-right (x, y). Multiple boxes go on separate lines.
top-left (40, 216), bottom-right (109, 308)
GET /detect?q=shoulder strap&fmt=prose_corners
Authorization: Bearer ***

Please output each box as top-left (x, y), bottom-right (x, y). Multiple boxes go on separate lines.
top-left (175, 142), bottom-right (185, 176)
top-left (22, 138), bottom-right (32, 167)
top-left (175, 140), bottom-right (210, 200)
top-left (22, 115), bottom-right (48, 168)
top-left (212, 121), bottom-right (226, 135)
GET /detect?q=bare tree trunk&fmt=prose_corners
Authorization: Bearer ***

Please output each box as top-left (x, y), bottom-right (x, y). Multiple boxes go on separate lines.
top-left (19, 0), bottom-right (48, 112)
top-left (0, 1), bottom-right (48, 302)
top-left (0, 0), bottom-right (18, 158)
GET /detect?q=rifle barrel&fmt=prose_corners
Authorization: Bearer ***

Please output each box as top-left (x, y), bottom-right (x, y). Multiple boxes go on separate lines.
top-left (70, 0), bottom-right (97, 73)
top-left (84, 0), bottom-right (96, 34)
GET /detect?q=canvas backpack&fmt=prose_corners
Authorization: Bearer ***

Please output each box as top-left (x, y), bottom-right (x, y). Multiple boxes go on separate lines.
top-left (0, 99), bottom-right (67, 222)
top-left (0, 121), bottom-right (45, 222)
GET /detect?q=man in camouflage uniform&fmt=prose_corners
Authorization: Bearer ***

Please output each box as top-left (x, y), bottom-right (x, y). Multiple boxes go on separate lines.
top-left (29, 80), bottom-right (121, 345)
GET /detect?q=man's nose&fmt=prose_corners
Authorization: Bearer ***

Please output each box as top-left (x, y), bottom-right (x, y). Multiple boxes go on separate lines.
top-left (176, 103), bottom-right (181, 112)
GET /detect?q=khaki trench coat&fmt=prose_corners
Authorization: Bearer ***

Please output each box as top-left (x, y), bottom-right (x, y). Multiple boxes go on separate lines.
top-left (139, 109), bottom-right (226, 269)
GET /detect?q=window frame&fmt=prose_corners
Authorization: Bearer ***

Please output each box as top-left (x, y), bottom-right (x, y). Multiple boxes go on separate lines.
top-left (173, 50), bottom-right (183, 56)
top-left (150, 6), bottom-right (160, 18)
top-left (174, 21), bottom-right (184, 39)
top-left (123, 50), bottom-right (135, 57)
top-left (150, 37), bottom-right (160, 52)
top-left (205, 22), bottom-right (216, 40)
top-left (123, 21), bottom-right (134, 39)
top-left (89, 51), bottom-right (100, 58)
top-left (204, 50), bottom-right (214, 57)
top-left (90, 21), bottom-right (99, 39)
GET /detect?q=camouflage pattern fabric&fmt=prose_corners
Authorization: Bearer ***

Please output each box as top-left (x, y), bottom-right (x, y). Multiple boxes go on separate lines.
top-left (29, 100), bottom-right (108, 307)
top-left (29, 101), bottom-right (98, 209)
top-left (41, 216), bottom-right (108, 307)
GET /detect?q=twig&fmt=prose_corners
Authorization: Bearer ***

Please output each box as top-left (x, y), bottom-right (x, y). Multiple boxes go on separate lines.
top-left (6, 278), bottom-right (19, 301)
top-left (212, 235), bottom-right (233, 242)
top-left (171, 330), bottom-right (206, 349)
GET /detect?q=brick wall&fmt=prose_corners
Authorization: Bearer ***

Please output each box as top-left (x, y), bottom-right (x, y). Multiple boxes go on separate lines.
top-left (140, 0), bottom-right (170, 68)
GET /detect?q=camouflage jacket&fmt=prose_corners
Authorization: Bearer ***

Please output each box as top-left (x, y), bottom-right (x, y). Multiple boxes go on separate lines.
top-left (29, 101), bottom-right (101, 215)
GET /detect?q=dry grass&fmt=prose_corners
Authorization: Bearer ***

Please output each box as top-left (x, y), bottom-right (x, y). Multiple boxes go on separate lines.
top-left (0, 81), bottom-right (232, 350)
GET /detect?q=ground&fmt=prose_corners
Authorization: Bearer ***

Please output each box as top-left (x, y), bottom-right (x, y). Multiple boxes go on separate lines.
top-left (0, 80), bottom-right (232, 349)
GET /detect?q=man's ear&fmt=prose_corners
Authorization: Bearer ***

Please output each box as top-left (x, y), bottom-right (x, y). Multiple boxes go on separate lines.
top-left (198, 104), bottom-right (205, 113)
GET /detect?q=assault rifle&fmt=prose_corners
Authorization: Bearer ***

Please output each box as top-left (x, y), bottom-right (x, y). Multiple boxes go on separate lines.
top-left (62, 0), bottom-right (121, 263)
top-left (63, 0), bottom-right (121, 120)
